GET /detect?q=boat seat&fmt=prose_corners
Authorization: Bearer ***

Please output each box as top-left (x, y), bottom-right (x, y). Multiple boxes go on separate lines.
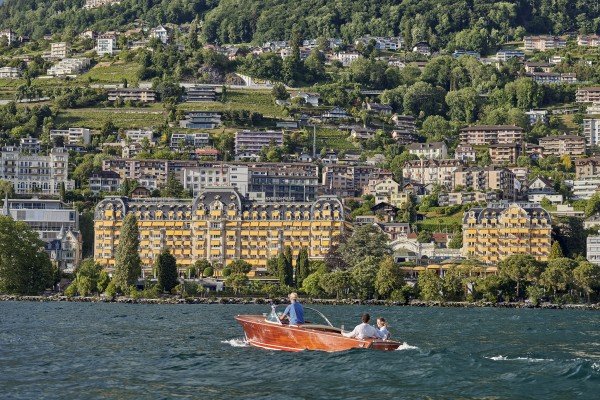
top-left (301, 324), bottom-right (342, 333)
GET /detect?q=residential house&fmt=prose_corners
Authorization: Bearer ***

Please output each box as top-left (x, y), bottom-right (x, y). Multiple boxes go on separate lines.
top-left (365, 102), bottom-right (393, 115)
top-left (321, 106), bottom-right (349, 120)
top-left (527, 176), bottom-right (563, 204)
top-left (577, 35), bottom-right (600, 47)
top-left (412, 42), bottom-right (431, 56)
top-left (350, 126), bottom-right (376, 140)
top-left (150, 25), bottom-right (170, 44)
top-left (292, 92), bottom-right (320, 107)
top-left (453, 166), bottom-right (516, 199)
top-left (587, 234), bottom-right (600, 265)
top-left (496, 50), bottom-right (525, 61)
top-left (47, 58), bottom-right (91, 76)
top-left (454, 144), bottom-right (476, 162)
top-left (170, 132), bottom-right (210, 150)
top-left (185, 86), bottom-right (217, 102)
top-left (525, 109), bottom-right (549, 125)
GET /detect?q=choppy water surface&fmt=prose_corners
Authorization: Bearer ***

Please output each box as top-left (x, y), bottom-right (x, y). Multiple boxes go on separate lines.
top-left (1, 302), bottom-right (599, 399)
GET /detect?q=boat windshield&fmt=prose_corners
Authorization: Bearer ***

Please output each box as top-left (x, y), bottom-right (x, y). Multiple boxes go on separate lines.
top-left (265, 305), bottom-right (282, 324)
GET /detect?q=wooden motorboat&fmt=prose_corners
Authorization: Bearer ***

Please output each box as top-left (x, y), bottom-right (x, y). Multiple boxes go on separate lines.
top-left (235, 306), bottom-right (402, 352)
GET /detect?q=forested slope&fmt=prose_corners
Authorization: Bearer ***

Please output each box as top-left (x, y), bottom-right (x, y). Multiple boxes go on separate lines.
top-left (1, 0), bottom-right (599, 51)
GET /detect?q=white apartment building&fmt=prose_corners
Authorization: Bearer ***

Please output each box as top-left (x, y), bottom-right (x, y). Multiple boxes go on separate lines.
top-left (0, 29), bottom-right (16, 45)
top-left (578, 35), bottom-right (600, 47)
top-left (50, 128), bottom-right (92, 145)
top-left (407, 142), bottom-right (448, 160)
top-left (587, 234), bottom-right (600, 265)
top-left (96, 34), bottom-right (117, 56)
top-left (51, 42), bottom-right (69, 59)
top-left (583, 118), bottom-right (600, 146)
top-left (0, 147), bottom-right (74, 195)
top-left (47, 58), bottom-right (91, 76)
top-left (402, 159), bottom-right (463, 188)
top-left (84, 0), bottom-right (121, 8)
top-left (1, 198), bottom-right (82, 271)
top-left (0, 67), bottom-right (21, 78)
top-left (335, 52), bottom-right (360, 66)
top-left (234, 130), bottom-right (283, 157)
top-left (183, 164), bottom-right (249, 196)
top-left (170, 132), bottom-right (210, 149)
top-left (124, 129), bottom-right (154, 143)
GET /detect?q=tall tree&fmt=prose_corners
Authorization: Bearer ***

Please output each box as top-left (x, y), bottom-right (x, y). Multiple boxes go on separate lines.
top-left (284, 246), bottom-right (294, 286)
top-left (295, 248), bottom-right (310, 288)
top-left (375, 256), bottom-right (405, 299)
top-left (573, 261), bottom-right (600, 303)
top-left (113, 213), bottom-right (141, 292)
top-left (0, 216), bottom-right (53, 295)
top-left (498, 254), bottom-right (544, 299)
top-left (548, 242), bottom-right (564, 260)
top-left (338, 224), bottom-right (391, 267)
top-left (156, 248), bottom-right (178, 292)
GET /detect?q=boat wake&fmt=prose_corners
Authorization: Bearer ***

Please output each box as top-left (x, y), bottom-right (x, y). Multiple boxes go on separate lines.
top-left (221, 338), bottom-right (249, 347)
top-left (396, 342), bottom-right (419, 351)
top-left (486, 355), bottom-right (553, 362)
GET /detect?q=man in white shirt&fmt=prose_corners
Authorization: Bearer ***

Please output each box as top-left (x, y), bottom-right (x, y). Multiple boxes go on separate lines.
top-left (341, 313), bottom-right (382, 340)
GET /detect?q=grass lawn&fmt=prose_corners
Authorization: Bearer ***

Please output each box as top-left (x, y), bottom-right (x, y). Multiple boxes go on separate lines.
top-left (177, 89), bottom-right (287, 118)
top-left (55, 107), bottom-right (167, 130)
top-left (416, 207), bottom-right (464, 232)
top-left (77, 61), bottom-right (140, 84)
top-left (315, 127), bottom-right (358, 151)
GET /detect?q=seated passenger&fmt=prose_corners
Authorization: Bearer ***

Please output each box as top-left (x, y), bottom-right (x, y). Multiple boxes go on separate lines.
top-left (341, 313), bottom-right (380, 339)
top-left (376, 317), bottom-right (390, 340)
top-left (280, 292), bottom-right (305, 325)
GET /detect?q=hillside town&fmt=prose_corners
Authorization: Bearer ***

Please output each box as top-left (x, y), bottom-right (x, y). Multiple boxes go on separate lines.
top-left (1, 0), bottom-right (600, 303)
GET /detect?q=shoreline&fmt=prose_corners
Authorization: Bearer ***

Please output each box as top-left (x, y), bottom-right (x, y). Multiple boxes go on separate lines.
top-left (1, 295), bottom-right (599, 310)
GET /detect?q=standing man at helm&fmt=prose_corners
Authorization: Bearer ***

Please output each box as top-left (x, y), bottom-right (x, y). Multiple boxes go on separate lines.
top-left (280, 292), bottom-right (305, 325)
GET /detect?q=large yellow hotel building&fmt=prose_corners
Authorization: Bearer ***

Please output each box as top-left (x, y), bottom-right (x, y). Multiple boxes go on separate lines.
top-left (94, 187), bottom-right (345, 275)
top-left (462, 203), bottom-right (552, 264)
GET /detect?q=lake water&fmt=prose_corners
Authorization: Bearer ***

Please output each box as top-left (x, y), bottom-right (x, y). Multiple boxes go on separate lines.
top-left (1, 302), bottom-right (599, 399)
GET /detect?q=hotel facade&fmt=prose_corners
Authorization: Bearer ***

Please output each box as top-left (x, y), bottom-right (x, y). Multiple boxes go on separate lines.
top-left (94, 187), bottom-right (345, 275)
top-left (462, 203), bottom-right (552, 264)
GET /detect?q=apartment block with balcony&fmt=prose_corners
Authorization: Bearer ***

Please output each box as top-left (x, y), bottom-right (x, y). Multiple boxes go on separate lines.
top-left (583, 119), bottom-right (600, 146)
top-left (524, 35), bottom-right (566, 51)
top-left (93, 188), bottom-right (345, 274)
top-left (462, 203), bottom-right (552, 264)
top-left (50, 42), bottom-right (70, 59)
top-left (89, 171), bottom-right (122, 194)
top-left (96, 34), bottom-right (117, 55)
top-left (0, 66), bottom-right (21, 79)
top-left (402, 159), bottom-right (463, 189)
top-left (50, 127), bottom-right (92, 145)
top-left (179, 112), bottom-right (222, 129)
top-left (0, 147), bottom-right (74, 195)
top-left (576, 87), bottom-right (600, 103)
top-left (459, 125), bottom-right (524, 145)
top-left (170, 132), bottom-right (210, 150)
top-left (453, 166), bottom-right (516, 200)
top-left (108, 88), bottom-right (156, 103)
top-left (234, 130), bottom-right (283, 158)
top-left (489, 143), bottom-right (521, 165)
top-left (323, 164), bottom-right (385, 197)
top-left (539, 135), bottom-right (586, 157)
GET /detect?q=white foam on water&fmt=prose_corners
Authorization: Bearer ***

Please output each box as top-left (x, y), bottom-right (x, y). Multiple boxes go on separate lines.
top-left (486, 355), bottom-right (552, 362)
top-left (396, 342), bottom-right (419, 351)
top-left (221, 338), bottom-right (249, 347)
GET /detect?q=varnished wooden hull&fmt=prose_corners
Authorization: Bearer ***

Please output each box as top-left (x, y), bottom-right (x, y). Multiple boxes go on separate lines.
top-left (235, 315), bottom-right (401, 352)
